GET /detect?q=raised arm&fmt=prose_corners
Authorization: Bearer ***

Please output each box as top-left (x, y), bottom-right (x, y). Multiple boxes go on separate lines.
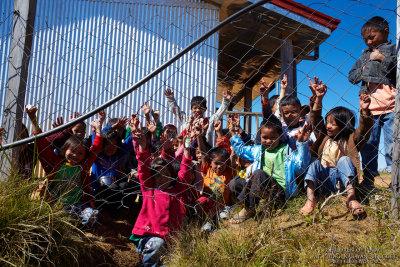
top-left (206, 89), bottom-right (232, 143)
top-left (353, 94), bottom-right (373, 150)
top-left (164, 88), bottom-right (188, 127)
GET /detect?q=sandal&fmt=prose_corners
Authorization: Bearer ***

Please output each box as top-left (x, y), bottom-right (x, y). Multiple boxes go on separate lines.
top-left (346, 199), bottom-right (366, 219)
top-left (230, 207), bottom-right (255, 224)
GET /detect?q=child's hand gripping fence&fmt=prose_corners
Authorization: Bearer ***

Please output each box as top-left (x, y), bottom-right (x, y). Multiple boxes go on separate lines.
top-left (0, 0), bottom-right (399, 265)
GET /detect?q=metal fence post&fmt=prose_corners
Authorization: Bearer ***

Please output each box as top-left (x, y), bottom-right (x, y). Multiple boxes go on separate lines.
top-left (1, 0), bottom-right (37, 178)
top-left (391, 0), bottom-right (400, 219)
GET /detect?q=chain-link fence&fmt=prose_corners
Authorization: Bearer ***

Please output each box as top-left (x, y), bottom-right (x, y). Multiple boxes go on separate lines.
top-left (0, 0), bottom-right (398, 265)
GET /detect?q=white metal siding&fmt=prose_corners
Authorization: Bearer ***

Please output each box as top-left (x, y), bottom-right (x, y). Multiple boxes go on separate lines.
top-left (1, 0), bottom-right (219, 133)
top-left (0, 1), bottom-right (14, 125)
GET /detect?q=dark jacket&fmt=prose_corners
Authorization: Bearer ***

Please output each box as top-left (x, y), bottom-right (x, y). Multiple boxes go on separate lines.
top-left (348, 42), bottom-right (396, 95)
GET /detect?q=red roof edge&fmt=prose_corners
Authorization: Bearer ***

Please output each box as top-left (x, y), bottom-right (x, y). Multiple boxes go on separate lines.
top-left (270, 0), bottom-right (341, 32)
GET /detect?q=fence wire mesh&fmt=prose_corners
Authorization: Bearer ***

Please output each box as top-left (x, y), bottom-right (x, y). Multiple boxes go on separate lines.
top-left (0, 0), bottom-right (398, 265)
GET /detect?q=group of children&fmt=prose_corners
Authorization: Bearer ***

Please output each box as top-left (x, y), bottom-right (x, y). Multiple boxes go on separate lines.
top-left (18, 16), bottom-right (394, 266)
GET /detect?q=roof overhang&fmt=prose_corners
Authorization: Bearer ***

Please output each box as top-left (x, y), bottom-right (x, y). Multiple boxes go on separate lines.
top-left (212, 0), bottom-right (340, 109)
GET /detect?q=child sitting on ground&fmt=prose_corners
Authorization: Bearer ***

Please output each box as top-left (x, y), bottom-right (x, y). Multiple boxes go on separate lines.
top-left (26, 105), bottom-right (102, 225)
top-left (348, 16), bottom-right (396, 191)
top-left (229, 115), bottom-right (311, 223)
top-left (128, 116), bottom-right (192, 267)
top-left (299, 79), bottom-right (373, 217)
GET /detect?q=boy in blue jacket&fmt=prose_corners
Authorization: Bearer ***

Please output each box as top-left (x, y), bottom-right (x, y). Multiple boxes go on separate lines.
top-left (229, 115), bottom-right (311, 223)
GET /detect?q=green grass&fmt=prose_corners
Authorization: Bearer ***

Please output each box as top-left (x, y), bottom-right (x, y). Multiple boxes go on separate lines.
top-left (168, 192), bottom-right (400, 267)
top-left (0, 174), bottom-right (83, 266)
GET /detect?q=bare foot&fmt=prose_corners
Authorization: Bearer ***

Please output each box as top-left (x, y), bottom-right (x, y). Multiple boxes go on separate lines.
top-left (230, 207), bottom-right (254, 224)
top-left (346, 199), bottom-right (366, 217)
top-left (299, 200), bottom-right (317, 216)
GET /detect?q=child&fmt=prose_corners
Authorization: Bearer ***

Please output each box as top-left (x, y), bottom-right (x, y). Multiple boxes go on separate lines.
top-left (299, 80), bottom-right (373, 217)
top-left (348, 16), bottom-right (396, 190)
top-left (47, 112), bottom-right (88, 153)
top-left (128, 117), bottom-right (192, 266)
top-left (195, 118), bottom-right (235, 218)
top-left (257, 75), bottom-right (313, 150)
top-left (26, 105), bottom-right (102, 225)
top-left (164, 88), bottom-right (232, 144)
top-left (229, 115), bottom-right (311, 223)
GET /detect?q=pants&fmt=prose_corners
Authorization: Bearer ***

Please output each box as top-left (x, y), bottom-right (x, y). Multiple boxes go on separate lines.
top-left (229, 169), bottom-right (285, 208)
top-left (135, 236), bottom-right (165, 267)
top-left (360, 112), bottom-right (394, 185)
top-left (304, 156), bottom-right (356, 194)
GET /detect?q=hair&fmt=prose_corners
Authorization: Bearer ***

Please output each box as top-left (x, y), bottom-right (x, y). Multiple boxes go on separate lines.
top-left (73, 121), bottom-right (86, 129)
top-left (269, 95), bottom-right (279, 110)
top-left (301, 104), bottom-right (310, 115)
top-left (280, 94), bottom-right (301, 108)
top-left (163, 124), bottom-right (177, 133)
top-left (191, 96), bottom-right (207, 109)
top-left (208, 147), bottom-right (230, 161)
top-left (151, 140), bottom-right (163, 154)
top-left (102, 129), bottom-right (121, 150)
top-left (106, 118), bottom-right (118, 127)
top-left (150, 158), bottom-right (180, 183)
top-left (325, 106), bottom-right (356, 140)
top-left (259, 116), bottom-right (283, 136)
top-left (59, 135), bottom-right (90, 160)
top-left (361, 16), bottom-right (389, 35)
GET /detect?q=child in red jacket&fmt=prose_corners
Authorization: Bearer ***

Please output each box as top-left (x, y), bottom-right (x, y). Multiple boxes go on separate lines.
top-left (128, 117), bottom-right (192, 266)
top-left (26, 105), bottom-right (103, 225)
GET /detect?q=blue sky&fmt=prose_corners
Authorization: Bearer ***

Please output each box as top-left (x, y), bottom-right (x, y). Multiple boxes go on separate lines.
top-left (250, 0), bottom-right (396, 170)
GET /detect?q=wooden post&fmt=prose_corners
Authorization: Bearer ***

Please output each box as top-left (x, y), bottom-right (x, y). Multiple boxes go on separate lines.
top-left (244, 87), bottom-right (252, 135)
top-left (280, 38), bottom-right (296, 95)
top-left (1, 0), bottom-right (37, 178)
top-left (391, 0), bottom-right (400, 219)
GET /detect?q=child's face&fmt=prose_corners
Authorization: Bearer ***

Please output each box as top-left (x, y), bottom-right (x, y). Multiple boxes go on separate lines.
top-left (280, 105), bottom-right (301, 128)
top-left (362, 28), bottom-right (388, 49)
top-left (172, 138), bottom-right (180, 151)
top-left (151, 150), bottom-right (161, 160)
top-left (65, 145), bottom-right (86, 165)
top-left (72, 123), bottom-right (86, 138)
top-left (154, 167), bottom-right (173, 190)
top-left (211, 155), bottom-right (228, 176)
top-left (238, 157), bottom-right (251, 168)
top-left (326, 115), bottom-right (340, 138)
top-left (260, 127), bottom-right (282, 150)
top-left (196, 148), bottom-right (203, 161)
top-left (103, 139), bottom-right (118, 157)
top-left (191, 104), bottom-right (206, 118)
top-left (271, 102), bottom-right (278, 115)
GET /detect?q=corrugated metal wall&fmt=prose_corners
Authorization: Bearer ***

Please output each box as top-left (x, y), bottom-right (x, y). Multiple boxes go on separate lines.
top-left (1, 0), bottom-right (219, 133)
top-left (0, 1), bottom-right (14, 121)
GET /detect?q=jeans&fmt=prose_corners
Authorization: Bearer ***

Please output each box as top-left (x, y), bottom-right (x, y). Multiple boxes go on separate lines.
top-left (135, 236), bottom-right (165, 267)
top-left (304, 156), bottom-right (356, 194)
top-left (360, 112), bottom-right (394, 183)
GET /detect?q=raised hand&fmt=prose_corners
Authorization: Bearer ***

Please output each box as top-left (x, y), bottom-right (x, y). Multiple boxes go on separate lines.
top-left (90, 120), bottom-right (102, 135)
top-left (297, 122), bottom-right (311, 143)
top-left (359, 94), bottom-right (371, 112)
top-left (128, 114), bottom-right (137, 132)
top-left (281, 74), bottom-right (288, 91)
top-left (260, 78), bottom-right (274, 97)
top-left (201, 117), bottom-right (209, 133)
top-left (141, 102), bottom-right (151, 116)
top-left (308, 76), bottom-right (322, 95)
top-left (98, 110), bottom-right (106, 124)
top-left (146, 120), bottom-right (157, 134)
top-left (214, 120), bottom-right (222, 132)
top-left (151, 109), bottom-right (160, 122)
top-left (223, 89), bottom-right (233, 100)
top-left (164, 88), bottom-right (174, 98)
top-left (52, 116), bottom-right (64, 128)
top-left (68, 112), bottom-right (80, 122)
top-left (314, 82), bottom-right (327, 98)
top-left (112, 116), bottom-right (128, 130)
top-left (25, 105), bottom-right (38, 123)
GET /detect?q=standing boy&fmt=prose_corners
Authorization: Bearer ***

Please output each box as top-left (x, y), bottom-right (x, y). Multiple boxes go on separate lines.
top-left (348, 16), bottom-right (396, 190)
